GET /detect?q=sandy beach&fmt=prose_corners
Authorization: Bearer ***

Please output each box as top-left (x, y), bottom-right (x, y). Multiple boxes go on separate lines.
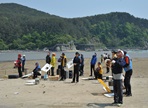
top-left (0, 58), bottom-right (148, 108)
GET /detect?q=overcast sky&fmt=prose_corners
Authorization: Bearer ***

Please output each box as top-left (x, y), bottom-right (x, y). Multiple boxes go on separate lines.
top-left (0, 0), bottom-right (148, 19)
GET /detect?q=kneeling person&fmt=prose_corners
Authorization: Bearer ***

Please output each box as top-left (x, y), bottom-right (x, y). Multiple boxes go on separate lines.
top-left (95, 62), bottom-right (103, 79)
top-left (33, 62), bottom-right (41, 79)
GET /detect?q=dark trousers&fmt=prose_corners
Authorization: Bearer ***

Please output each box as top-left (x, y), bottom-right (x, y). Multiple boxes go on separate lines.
top-left (124, 69), bottom-right (132, 95)
top-left (33, 71), bottom-right (41, 79)
top-left (72, 66), bottom-right (79, 82)
top-left (106, 67), bottom-right (110, 73)
top-left (90, 64), bottom-right (95, 76)
top-left (94, 71), bottom-right (102, 79)
top-left (22, 64), bottom-right (25, 72)
top-left (60, 67), bottom-right (66, 80)
top-left (113, 80), bottom-right (123, 104)
top-left (18, 67), bottom-right (22, 77)
top-left (51, 67), bottom-right (54, 76)
top-left (80, 65), bottom-right (84, 76)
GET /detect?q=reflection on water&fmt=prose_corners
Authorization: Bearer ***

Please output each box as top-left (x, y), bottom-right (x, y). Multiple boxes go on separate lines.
top-left (0, 50), bottom-right (147, 62)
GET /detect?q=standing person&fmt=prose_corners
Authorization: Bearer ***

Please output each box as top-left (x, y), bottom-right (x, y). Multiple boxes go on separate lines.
top-left (94, 62), bottom-right (103, 79)
top-left (46, 52), bottom-right (51, 75)
top-left (123, 51), bottom-right (133, 97)
top-left (59, 53), bottom-right (67, 81)
top-left (21, 55), bottom-right (26, 72)
top-left (51, 53), bottom-right (56, 76)
top-left (71, 52), bottom-right (80, 83)
top-left (90, 53), bottom-right (97, 76)
top-left (80, 54), bottom-right (84, 76)
top-left (33, 62), bottom-right (41, 79)
top-left (17, 54), bottom-right (22, 77)
top-left (111, 50), bottom-right (124, 107)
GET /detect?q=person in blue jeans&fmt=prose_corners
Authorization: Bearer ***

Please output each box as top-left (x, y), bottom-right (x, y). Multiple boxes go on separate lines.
top-left (90, 53), bottom-right (97, 76)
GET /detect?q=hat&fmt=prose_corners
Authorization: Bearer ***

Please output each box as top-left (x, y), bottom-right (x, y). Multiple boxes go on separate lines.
top-left (52, 53), bottom-right (56, 56)
top-left (117, 49), bottom-right (124, 55)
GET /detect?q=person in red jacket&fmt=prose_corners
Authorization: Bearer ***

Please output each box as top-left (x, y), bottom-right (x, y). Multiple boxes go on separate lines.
top-left (17, 54), bottom-right (22, 77)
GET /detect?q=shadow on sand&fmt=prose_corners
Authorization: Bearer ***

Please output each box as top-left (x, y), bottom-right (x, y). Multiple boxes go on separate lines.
top-left (87, 103), bottom-right (112, 108)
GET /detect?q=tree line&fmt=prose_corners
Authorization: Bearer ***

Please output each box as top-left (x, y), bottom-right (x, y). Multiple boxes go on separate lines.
top-left (0, 3), bottom-right (148, 50)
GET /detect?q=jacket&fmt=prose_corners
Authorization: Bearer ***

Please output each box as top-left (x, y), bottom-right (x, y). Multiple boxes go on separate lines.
top-left (123, 54), bottom-right (132, 72)
top-left (91, 55), bottom-right (97, 65)
top-left (112, 58), bottom-right (123, 80)
top-left (73, 56), bottom-right (80, 67)
top-left (61, 56), bottom-right (67, 67)
top-left (46, 55), bottom-right (51, 64)
top-left (51, 56), bottom-right (56, 67)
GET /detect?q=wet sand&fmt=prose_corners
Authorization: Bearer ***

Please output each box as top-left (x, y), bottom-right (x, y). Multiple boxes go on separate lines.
top-left (0, 58), bottom-right (148, 108)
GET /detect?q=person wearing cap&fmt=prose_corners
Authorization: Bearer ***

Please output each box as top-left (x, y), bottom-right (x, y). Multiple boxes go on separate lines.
top-left (90, 53), bottom-right (97, 76)
top-left (59, 53), bottom-right (67, 81)
top-left (33, 62), bottom-right (41, 79)
top-left (21, 55), bottom-right (26, 72)
top-left (51, 53), bottom-right (56, 76)
top-left (71, 52), bottom-right (80, 83)
top-left (111, 50), bottom-right (124, 107)
top-left (123, 51), bottom-right (133, 97)
top-left (94, 62), bottom-right (103, 79)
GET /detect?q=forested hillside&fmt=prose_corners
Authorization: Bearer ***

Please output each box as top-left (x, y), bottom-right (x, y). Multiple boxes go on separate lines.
top-left (0, 3), bottom-right (148, 50)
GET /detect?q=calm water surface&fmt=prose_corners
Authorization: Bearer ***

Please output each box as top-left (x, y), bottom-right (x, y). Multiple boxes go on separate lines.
top-left (0, 50), bottom-right (147, 62)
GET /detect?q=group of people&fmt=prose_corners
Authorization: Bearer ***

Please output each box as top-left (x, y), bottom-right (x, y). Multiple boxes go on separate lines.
top-left (45, 52), bottom-right (84, 83)
top-left (16, 54), bottom-right (26, 77)
top-left (89, 50), bottom-right (133, 106)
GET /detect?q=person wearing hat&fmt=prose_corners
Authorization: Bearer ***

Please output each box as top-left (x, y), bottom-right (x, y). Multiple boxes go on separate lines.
top-left (59, 53), bottom-right (67, 81)
top-left (17, 54), bottom-right (22, 77)
top-left (21, 55), bottom-right (26, 72)
top-left (51, 53), bottom-right (56, 76)
top-left (111, 49), bottom-right (124, 107)
top-left (94, 62), bottom-right (103, 79)
top-left (123, 51), bottom-right (133, 97)
top-left (71, 52), bottom-right (80, 83)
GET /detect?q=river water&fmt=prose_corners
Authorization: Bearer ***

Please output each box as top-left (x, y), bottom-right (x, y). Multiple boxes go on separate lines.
top-left (0, 50), bottom-right (148, 62)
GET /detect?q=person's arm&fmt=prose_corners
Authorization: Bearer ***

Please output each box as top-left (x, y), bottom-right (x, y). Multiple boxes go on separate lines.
top-left (123, 56), bottom-right (130, 67)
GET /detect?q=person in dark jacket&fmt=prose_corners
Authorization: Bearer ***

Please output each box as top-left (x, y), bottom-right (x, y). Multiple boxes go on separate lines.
top-left (59, 53), bottom-right (67, 81)
top-left (46, 52), bottom-right (51, 75)
top-left (90, 53), bottom-right (97, 76)
top-left (111, 50), bottom-right (124, 107)
top-left (71, 52), bottom-right (80, 83)
top-left (80, 54), bottom-right (84, 76)
top-left (33, 62), bottom-right (41, 79)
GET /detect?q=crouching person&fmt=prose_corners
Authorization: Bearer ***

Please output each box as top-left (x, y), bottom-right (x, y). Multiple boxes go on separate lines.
top-left (33, 62), bottom-right (41, 79)
top-left (94, 62), bottom-right (103, 79)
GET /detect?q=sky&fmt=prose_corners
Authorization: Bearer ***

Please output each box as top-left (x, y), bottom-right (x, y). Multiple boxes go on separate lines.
top-left (0, 0), bottom-right (148, 19)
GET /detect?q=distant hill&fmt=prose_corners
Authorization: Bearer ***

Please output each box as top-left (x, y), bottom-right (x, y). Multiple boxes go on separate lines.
top-left (0, 3), bottom-right (148, 50)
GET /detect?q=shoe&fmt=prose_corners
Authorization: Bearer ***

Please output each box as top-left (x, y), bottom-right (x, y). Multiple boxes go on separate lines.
top-left (117, 103), bottom-right (122, 107)
top-left (89, 75), bottom-right (92, 76)
top-left (126, 94), bottom-right (132, 97)
top-left (76, 81), bottom-right (79, 83)
top-left (112, 102), bottom-right (118, 105)
top-left (71, 81), bottom-right (75, 83)
top-left (59, 79), bottom-right (63, 81)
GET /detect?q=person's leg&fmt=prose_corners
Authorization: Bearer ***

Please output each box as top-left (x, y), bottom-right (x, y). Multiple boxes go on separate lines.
top-left (113, 80), bottom-right (118, 104)
top-left (90, 65), bottom-right (93, 76)
top-left (117, 80), bottom-right (123, 104)
top-left (126, 70), bottom-right (133, 96)
top-left (92, 65), bottom-right (95, 76)
top-left (51, 67), bottom-right (54, 76)
top-left (72, 68), bottom-right (76, 82)
top-left (60, 67), bottom-right (64, 80)
top-left (22, 64), bottom-right (24, 72)
top-left (76, 67), bottom-right (79, 82)
top-left (18, 67), bottom-right (22, 77)
top-left (82, 65), bottom-right (84, 75)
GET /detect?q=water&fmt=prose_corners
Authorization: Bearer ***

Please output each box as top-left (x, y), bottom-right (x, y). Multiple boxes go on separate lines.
top-left (0, 50), bottom-right (148, 62)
